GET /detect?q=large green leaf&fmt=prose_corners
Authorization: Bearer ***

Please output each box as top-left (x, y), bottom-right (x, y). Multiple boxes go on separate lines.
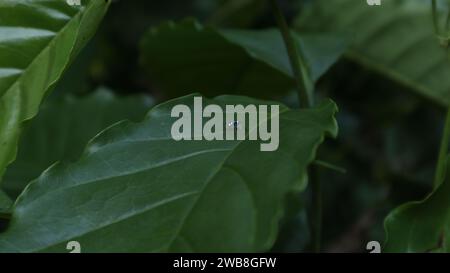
top-left (2, 88), bottom-right (153, 199)
top-left (384, 158), bottom-right (450, 253)
top-left (296, 0), bottom-right (450, 106)
top-left (0, 0), bottom-right (109, 182)
top-left (0, 94), bottom-right (337, 252)
top-left (140, 19), bottom-right (346, 99)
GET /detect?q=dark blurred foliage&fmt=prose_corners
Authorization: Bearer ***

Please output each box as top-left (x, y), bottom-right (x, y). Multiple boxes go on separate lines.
top-left (315, 60), bottom-right (441, 252)
top-left (54, 0), bottom-right (303, 99)
top-left (51, 0), bottom-right (441, 252)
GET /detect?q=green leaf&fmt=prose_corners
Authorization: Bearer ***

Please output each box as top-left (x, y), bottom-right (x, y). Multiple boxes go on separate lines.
top-left (140, 19), bottom-right (346, 99)
top-left (0, 0), bottom-right (109, 182)
top-left (296, 0), bottom-right (450, 106)
top-left (0, 94), bottom-right (338, 253)
top-left (2, 88), bottom-right (153, 199)
top-left (384, 158), bottom-right (450, 253)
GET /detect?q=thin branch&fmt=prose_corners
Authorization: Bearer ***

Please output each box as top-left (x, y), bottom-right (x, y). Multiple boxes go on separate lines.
top-left (432, 0), bottom-right (450, 188)
top-left (432, 0), bottom-right (441, 35)
top-left (269, 0), bottom-right (313, 108)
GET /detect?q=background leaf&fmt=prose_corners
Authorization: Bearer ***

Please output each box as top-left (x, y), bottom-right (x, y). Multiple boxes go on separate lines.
top-left (0, 0), bottom-right (109, 182)
top-left (296, 0), bottom-right (450, 106)
top-left (384, 158), bottom-right (450, 253)
top-left (140, 19), bottom-right (346, 99)
top-left (2, 88), bottom-right (153, 199)
top-left (0, 94), bottom-right (337, 253)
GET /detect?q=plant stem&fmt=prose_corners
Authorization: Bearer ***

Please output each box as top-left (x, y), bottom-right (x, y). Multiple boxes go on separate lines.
top-left (445, 10), bottom-right (450, 31)
top-left (270, 0), bottom-right (321, 252)
top-left (269, 0), bottom-right (313, 108)
top-left (432, 0), bottom-right (441, 35)
top-left (434, 108), bottom-right (450, 187)
top-left (431, 0), bottom-right (450, 188)
top-left (309, 166), bottom-right (321, 252)
top-left (314, 160), bottom-right (347, 174)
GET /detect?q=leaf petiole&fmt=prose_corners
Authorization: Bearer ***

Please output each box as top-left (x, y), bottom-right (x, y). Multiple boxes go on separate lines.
top-left (269, 0), bottom-right (314, 108)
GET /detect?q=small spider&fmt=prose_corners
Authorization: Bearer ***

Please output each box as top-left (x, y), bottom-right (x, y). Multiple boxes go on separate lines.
top-left (227, 121), bottom-right (240, 129)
